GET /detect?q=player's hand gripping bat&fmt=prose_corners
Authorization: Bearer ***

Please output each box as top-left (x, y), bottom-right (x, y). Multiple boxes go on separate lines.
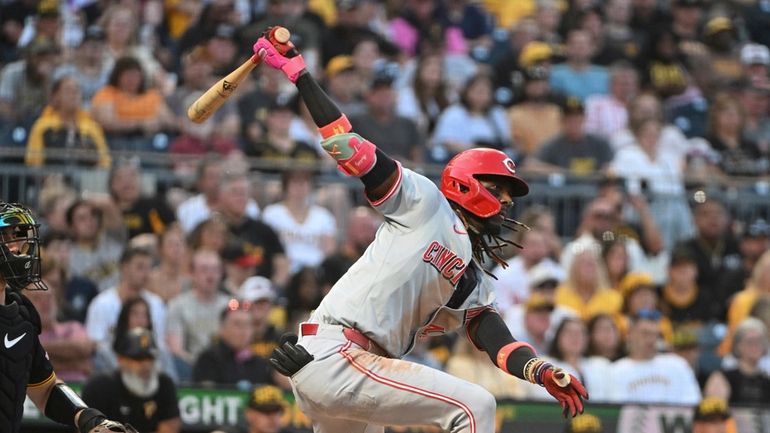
top-left (186, 26), bottom-right (291, 124)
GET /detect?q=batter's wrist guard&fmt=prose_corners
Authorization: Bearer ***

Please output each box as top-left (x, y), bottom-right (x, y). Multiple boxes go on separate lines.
top-left (319, 114), bottom-right (352, 138)
top-left (322, 132), bottom-right (377, 177)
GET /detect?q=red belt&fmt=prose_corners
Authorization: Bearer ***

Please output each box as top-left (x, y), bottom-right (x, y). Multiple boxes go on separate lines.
top-left (300, 323), bottom-right (388, 356)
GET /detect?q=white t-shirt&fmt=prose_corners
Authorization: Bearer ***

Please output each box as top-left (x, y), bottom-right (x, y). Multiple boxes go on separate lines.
top-left (85, 288), bottom-right (167, 347)
top-left (262, 203), bottom-right (337, 274)
top-left (491, 257), bottom-right (563, 311)
top-left (176, 194), bottom-right (261, 233)
top-left (610, 144), bottom-right (686, 196)
top-left (607, 353), bottom-right (702, 405)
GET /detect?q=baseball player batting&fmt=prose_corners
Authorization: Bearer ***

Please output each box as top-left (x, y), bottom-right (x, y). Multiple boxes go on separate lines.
top-left (257, 28), bottom-right (588, 433)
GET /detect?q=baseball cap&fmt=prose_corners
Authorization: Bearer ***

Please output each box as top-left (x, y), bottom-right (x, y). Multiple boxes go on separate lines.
top-left (693, 397), bottom-right (731, 422)
top-left (325, 55), bottom-right (355, 79)
top-left (26, 38), bottom-right (60, 57)
top-left (565, 413), bottom-right (602, 433)
top-left (519, 42), bottom-right (553, 69)
top-left (525, 292), bottom-right (555, 312)
top-left (527, 262), bottom-right (563, 289)
top-left (37, 0), bottom-right (60, 17)
top-left (115, 327), bottom-right (158, 360)
top-left (741, 43), bottom-right (770, 66)
top-left (222, 240), bottom-right (261, 268)
top-left (746, 218), bottom-right (770, 238)
top-left (561, 96), bottom-right (585, 116)
top-left (671, 325), bottom-right (700, 349)
top-left (240, 276), bottom-right (276, 303)
top-left (705, 16), bottom-right (734, 37)
top-left (669, 245), bottom-right (696, 266)
top-left (618, 272), bottom-right (655, 298)
top-left (247, 385), bottom-right (287, 412)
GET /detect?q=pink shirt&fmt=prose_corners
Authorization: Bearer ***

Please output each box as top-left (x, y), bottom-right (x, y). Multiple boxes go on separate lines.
top-left (40, 321), bottom-right (91, 382)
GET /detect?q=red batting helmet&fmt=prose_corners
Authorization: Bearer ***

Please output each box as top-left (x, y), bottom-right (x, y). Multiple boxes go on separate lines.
top-left (440, 148), bottom-right (529, 218)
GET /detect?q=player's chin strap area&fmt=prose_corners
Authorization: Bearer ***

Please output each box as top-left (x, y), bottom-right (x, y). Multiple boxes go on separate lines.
top-left (454, 207), bottom-right (529, 271)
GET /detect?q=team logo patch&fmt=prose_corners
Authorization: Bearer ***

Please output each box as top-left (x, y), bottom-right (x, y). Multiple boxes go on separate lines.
top-left (503, 158), bottom-right (516, 174)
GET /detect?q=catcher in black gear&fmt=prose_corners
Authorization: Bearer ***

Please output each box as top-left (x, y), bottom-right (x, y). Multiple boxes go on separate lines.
top-left (0, 201), bottom-right (138, 433)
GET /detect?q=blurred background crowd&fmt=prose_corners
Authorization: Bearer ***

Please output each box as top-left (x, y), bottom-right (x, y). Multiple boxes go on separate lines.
top-left (2, 0), bottom-right (770, 431)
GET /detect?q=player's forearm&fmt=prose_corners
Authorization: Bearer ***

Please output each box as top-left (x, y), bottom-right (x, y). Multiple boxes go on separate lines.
top-left (467, 310), bottom-right (538, 381)
top-left (294, 71), bottom-right (345, 128)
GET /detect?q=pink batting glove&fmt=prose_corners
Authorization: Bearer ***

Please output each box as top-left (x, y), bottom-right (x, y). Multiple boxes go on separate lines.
top-left (253, 37), bottom-right (306, 83)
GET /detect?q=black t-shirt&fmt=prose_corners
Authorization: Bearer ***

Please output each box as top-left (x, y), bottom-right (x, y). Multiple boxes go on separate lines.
top-left (122, 197), bottom-right (177, 239)
top-left (535, 133), bottom-right (614, 175)
top-left (192, 340), bottom-right (274, 386)
top-left (723, 368), bottom-right (770, 406)
top-left (228, 217), bottom-right (285, 280)
top-left (0, 291), bottom-right (55, 433)
top-left (659, 285), bottom-right (717, 325)
top-left (81, 371), bottom-right (180, 433)
top-left (350, 113), bottom-right (422, 163)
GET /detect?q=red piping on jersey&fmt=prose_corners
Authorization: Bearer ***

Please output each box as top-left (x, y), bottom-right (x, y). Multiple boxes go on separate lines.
top-left (369, 161), bottom-right (403, 207)
top-left (339, 340), bottom-right (477, 433)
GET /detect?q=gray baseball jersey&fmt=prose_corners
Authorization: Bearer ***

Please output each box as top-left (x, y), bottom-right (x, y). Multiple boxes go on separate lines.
top-left (310, 167), bottom-right (496, 357)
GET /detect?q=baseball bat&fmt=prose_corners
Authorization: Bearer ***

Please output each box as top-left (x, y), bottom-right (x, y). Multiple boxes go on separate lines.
top-left (186, 27), bottom-right (291, 124)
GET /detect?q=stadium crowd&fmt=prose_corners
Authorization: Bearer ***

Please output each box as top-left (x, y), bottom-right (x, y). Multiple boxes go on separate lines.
top-left (2, 0), bottom-right (770, 431)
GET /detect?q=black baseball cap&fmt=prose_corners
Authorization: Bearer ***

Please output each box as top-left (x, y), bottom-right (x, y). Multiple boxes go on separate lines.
top-left (115, 327), bottom-right (158, 360)
top-left (561, 96), bottom-right (585, 115)
top-left (693, 397), bottom-right (731, 422)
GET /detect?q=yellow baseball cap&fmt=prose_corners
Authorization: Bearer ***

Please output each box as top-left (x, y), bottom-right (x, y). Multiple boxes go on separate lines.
top-left (325, 55), bottom-right (355, 79)
top-left (519, 42), bottom-right (553, 68)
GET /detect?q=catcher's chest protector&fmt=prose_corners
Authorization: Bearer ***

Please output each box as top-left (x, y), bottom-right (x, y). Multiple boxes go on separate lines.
top-left (0, 297), bottom-right (39, 433)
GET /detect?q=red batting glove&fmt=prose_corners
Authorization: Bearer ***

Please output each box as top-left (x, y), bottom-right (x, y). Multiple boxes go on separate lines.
top-left (541, 367), bottom-right (589, 418)
top-left (252, 32), bottom-right (305, 82)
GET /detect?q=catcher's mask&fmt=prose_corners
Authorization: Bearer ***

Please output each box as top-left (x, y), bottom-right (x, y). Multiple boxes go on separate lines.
top-left (0, 202), bottom-right (47, 291)
top-left (440, 148), bottom-right (530, 267)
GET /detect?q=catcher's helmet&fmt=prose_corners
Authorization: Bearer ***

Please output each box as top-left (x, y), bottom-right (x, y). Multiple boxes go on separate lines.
top-left (440, 148), bottom-right (529, 218)
top-left (0, 202), bottom-right (46, 291)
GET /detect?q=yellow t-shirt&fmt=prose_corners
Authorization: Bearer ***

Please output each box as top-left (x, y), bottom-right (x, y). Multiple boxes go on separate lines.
top-left (718, 289), bottom-right (761, 355)
top-left (25, 106), bottom-right (111, 168)
top-left (555, 283), bottom-right (623, 320)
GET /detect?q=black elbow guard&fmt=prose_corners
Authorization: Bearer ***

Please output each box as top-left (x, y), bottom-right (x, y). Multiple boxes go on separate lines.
top-left (44, 383), bottom-right (89, 428)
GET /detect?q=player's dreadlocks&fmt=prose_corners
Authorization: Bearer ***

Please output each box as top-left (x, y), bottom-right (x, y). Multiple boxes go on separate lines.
top-left (453, 205), bottom-right (530, 272)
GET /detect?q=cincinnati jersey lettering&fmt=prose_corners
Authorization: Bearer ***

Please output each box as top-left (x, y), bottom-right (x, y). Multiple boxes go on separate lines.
top-left (422, 241), bottom-right (467, 285)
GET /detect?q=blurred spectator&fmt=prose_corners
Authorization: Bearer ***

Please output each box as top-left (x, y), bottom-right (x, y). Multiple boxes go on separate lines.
top-left (177, 0), bottom-right (240, 60)
top-left (585, 313), bottom-right (623, 361)
top-left (52, 25), bottom-right (110, 107)
top-left (26, 275), bottom-right (93, 382)
top-left (317, 205), bottom-right (382, 291)
top-left (262, 169), bottom-right (337, 275)
top-left (611, 92), bottom-right (693, 156)
top-left (668, 0), bottom-right (704, 45)
top-left (24, 75), bottom-right (112, 168)
top-left (506, 292), bottom-right (556, 355)
top-left (202, 23), bottom-right (240, 77)
top-left (108, 157), bottom-right (177, 239)
top-left (217, 172), bottom-right (289, 288)
top-left (351, 36), bottom-right (384, 92)
top-left (670, 324), bottom-right (709, 389)
top-left (163, 0), bottom-right (205, 42)
top-left (66, 198), bottom-right (126, 292)
top-left (603, 0), bottom-right (639, 63)
top-left (555, 245), bottom-right (622, 320)
top-left (188, 214), bottom-right (230, 255)
top-left (36, 178), bottom-right (77, 236)
top-left (167, 46), bottom-right (240, 158)
top-left (740, 43), bottom-right (770, 90)
top-left (508, 64), bottom-right (562, 159)
top-left (0, 38), bottom-right (60, 143)
top-left (0, 0), bottom-right (37, 64)
top-left (444, 338), bottom-right (526, 399)
top-left (660, 246), bottom-right (716, 325)
top-left (97, 4), bottom-right (168, 90)
top-left (601, 236), bottom-right (630, 292)
top-left (705, 317), bottom-right (770, 405)
top-left (528, 317), bottom-right (610, 402)
top-left (237, 65), bottom-right (285, 148)
top-left (503, 261), bottom-right (573, 337)
top-left (640, 28), bottom-right (689, 99)
top-left (396, 52), bottom-right (453, 137)
top-left (534, 0), bottom-right (563, 45)
top-left (491, 230), bottom-right (564, 311)
top-left (176, 157), bottom-right (260, 234)
top-left (91, 56), bottom-right (176, 154)
top-left (610, 117), bottom-right (694, 249)
top-left (82, 327), bottom-right (181, 433)
top-left (617, 271), bottom-right (673, 343)
top-left (740, 84), bottom-right (770, 156)
top-left (431, 72), bottom-right (510, 162)
top-left (240, 276), bottom-right (283, 359)
top-left (40, 232), bottom-right (99, 323)
top-left (526, 96), bottom-right (614, 176)
top-left (147, 224), bottom-right (191, 303)
top-left (721, 219), bottom-right (770, 294)
top-left (85, 247), bottom-right (167, 365)
top-left (607, 309), bottom-right (701, 404)
top-left (388, 0), bottom-right (458, 58)
top-left (212, 384), bottom-right (294, 433)
top-left (722, 250), bottom-right (770, 356)
top-left (244, 94), bottom-right (319, 166)
top-left (549, 29), bottom-right (609, 102)
top-left (323, 55), bottom-right (366, 118)
top-left (221, 239), bottom-right (261, 297)
top-left (322, 0), bottom-right (393, 65)
top-left (674, 196), bottom-right (741, 323)
top-left (166, 249), bottom-right (230, 380)
top-left (491, 18), bottom-right (540, 105)
top-left (692, 397), bottom-right (734, 433)
top-left (706, 92), bottom-right (769, 177)
top-left (703, 17), bottom-right (742, 88)
top-left (284, 266), bottom-right (324, 330)
top-left (574, 5), bottom-right (627, 67)
top-left (517, 204), bottom-right (563, 260)
top-left (584, 61), bottom-right (639, 138)
top-left (350, 65), bottom-right (423, 163)
top-left (192, 305), bottom-right (275, 387)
